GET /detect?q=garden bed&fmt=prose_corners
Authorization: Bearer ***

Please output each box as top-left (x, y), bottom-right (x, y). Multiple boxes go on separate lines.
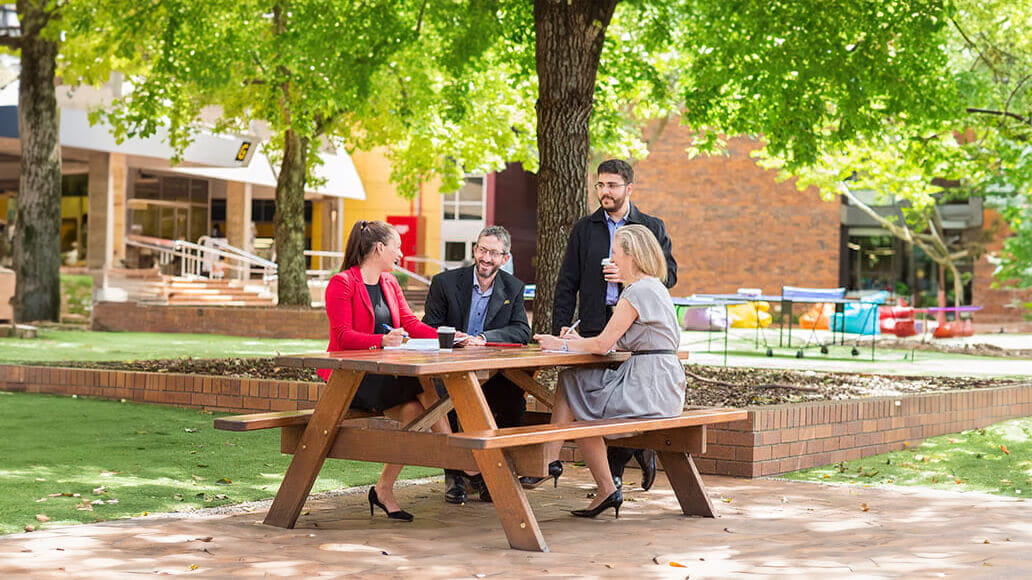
top-left (3, 360), bottom-right (1030, 478)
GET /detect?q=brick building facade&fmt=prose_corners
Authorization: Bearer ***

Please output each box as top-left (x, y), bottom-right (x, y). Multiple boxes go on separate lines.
top-left (629, 125), bottom-right (841, 298)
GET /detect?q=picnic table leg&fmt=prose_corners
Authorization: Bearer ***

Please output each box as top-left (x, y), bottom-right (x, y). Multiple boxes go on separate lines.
top-left (656, 451), bottom-right (716, 518)
top-left (264, 369), bottom-right (364, 528)
top-left (441, 371), bottom-right (549, 552)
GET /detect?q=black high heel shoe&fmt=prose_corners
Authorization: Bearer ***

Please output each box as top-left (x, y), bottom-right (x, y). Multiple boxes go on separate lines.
top-left (571, 489), bottom-right (623, 519)
top-left (368, 487), bottom-right (414, 522)
top-left (519, 460), bottom-right (563, 489)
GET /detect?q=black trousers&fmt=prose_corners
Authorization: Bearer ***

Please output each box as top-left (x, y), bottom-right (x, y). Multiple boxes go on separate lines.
top-left (437, 373), bottom-right (526, 430)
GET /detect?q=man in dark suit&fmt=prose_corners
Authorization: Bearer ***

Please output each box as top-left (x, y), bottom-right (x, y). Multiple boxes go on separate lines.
top-left (552, 158), bottom-right (678, 491)
top-left (423, 225), bottom-right (531, 504)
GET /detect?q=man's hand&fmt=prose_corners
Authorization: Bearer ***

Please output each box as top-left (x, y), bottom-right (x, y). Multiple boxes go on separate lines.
top-left (602, 261), bottom-right (622, 284)
top-left (454, 331), bottom-right (486, 347)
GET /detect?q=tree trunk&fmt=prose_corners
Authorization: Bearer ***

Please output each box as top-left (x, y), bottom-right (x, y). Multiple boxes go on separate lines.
top-left (531, 0), bottom-right (618, 334)
top-left (947, 261), bottom-right (964, 309)
top-left (274, 129), bottom-right (311, 306)
top-left (13, 2), bottom-right (62, 323)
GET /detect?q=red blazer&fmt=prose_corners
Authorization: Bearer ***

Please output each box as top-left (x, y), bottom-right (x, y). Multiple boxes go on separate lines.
top-left (320, 266), bottom-right (436, 381)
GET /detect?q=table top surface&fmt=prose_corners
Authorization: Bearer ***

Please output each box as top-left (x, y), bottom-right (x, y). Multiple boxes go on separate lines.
top-left (275, 345), bottom-right (635, 375)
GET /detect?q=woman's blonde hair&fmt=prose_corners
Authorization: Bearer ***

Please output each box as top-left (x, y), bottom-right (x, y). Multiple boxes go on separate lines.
top-left (613, 224), bottom-right (667, 281)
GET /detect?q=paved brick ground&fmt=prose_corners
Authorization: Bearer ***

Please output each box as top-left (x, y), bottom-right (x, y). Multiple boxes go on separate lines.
top-left (2, 465), bottom-right (1030, 578)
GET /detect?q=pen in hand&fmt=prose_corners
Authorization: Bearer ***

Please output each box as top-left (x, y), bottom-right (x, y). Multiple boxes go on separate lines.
top-left (560, 319), bottom-right (581, 338)
top-left (381, 323), bottom-right (408, 337)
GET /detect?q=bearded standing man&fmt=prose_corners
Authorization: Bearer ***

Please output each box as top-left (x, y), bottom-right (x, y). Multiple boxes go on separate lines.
top-left (551, 158), bottom-right (678, 490)
top-left (423, 225), bottom-right (531, 504)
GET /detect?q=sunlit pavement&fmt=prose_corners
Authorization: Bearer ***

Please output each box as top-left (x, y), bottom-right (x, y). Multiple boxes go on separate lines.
top-left (2, 464), bottom-right (1030, 578)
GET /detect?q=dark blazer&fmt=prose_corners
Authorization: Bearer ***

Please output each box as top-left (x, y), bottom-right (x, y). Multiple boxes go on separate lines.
top-left (552, 203), bottom-right (677, 336)
top-left (423, 265), bottom-right (531, 344)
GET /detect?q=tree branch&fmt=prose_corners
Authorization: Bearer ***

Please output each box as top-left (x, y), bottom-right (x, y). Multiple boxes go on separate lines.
top-left (967, 107), bottom-right (1032, 126)
top-left (950, 16), bottom-right (1002, 77)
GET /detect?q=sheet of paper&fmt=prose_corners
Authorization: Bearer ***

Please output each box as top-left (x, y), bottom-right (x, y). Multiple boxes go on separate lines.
top-left (384, 338), bottom-right (440, 351)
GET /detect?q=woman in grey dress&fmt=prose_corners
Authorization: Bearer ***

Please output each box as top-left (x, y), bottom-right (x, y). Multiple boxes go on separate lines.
top-left (534, 224), bottom-right (686, 518)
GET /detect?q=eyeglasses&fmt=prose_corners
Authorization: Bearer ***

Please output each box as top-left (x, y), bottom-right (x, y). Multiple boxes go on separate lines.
top-left (474, 245), bottom-right (508, 259)
top-left (594, 182), bottom-right (628, 192)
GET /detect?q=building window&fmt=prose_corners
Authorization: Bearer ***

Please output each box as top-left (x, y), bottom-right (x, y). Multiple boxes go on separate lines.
top-left (443, 176), bottom-right (485, 221)
top-left (444, 241), bottom-right (467, 262)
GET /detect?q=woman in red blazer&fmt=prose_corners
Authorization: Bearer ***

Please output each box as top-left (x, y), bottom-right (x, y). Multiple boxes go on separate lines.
top-left (322, 220), bottom-right (442, 522)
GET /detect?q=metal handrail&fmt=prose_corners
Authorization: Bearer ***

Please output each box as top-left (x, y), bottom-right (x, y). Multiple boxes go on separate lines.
top-left (127, 235), bottom-right (276, 281)
top-left (124, 236), bottom-right (443, 298)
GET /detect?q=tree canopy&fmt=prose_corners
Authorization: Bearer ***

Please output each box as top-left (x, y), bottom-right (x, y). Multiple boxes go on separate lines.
top-left (62, 0), bottom-right (537, 305)
top-left (754, 0), bottom-right (1032, 303)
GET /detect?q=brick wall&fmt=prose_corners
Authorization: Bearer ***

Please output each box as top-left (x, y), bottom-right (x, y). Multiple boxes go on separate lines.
top-left (970, 210), bottom-right (1032, 331)
top-left (6, 363), bottom-right (1029, 478)
top-left (91, 302), bottom-right (328, 339)
top-left (633, 125), bottom-right (842, 298)
top-left (0, 364), bottom-right (321, 413)
top-left (701, 383), bottom-right (1032, 477)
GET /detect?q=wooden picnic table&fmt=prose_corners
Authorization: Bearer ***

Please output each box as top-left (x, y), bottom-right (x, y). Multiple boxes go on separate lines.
top-left (257, 346), bottom-right (746, 552)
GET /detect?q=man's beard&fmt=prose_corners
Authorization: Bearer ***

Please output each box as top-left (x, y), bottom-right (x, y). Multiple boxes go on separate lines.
top-left (476, 260), bottom-right (499, 278)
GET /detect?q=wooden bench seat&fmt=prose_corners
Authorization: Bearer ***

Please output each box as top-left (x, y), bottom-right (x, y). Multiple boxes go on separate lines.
top-left (448, 407), bottom-right (746, 451)
top-left (214, 408), bottom-right (377, 431)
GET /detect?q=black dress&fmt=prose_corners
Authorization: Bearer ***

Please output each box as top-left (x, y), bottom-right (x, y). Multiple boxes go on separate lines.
top-left (349, 283), bottom-right (423, 412)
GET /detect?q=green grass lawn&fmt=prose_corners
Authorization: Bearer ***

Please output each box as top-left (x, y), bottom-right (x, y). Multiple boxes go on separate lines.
top-left (0, 391), bottom-right (438, 535)
top-left (783, 416), bottom-right (1032, 496)
top-left (0, 328), bottom-right (325, 363)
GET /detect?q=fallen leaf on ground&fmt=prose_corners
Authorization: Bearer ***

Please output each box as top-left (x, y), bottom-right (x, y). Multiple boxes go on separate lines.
top-left (23, 525), bottom-right (34, 532)
top-left (35, 514), bottom-right (49, 522)
top-left (860, 503), bottom-right (870, 512)
top-left (92, 486), bottom-right (107, 495)
top-left (1001, 445), bottom-right (1010, 455)
top-left (669, 561), bottom-right (687, 568)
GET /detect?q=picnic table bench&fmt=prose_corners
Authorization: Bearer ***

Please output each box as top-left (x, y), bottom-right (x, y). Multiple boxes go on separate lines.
top-left (215, 347), bottom-right (746, 552)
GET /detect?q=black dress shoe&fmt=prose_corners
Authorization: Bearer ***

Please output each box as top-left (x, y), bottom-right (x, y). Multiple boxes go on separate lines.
top-left (634, 448), bottom-right (658, 491)
top-left (468, 474), bottom-right (492, 502)
top-left (444, 469), bottom-right (468, 504)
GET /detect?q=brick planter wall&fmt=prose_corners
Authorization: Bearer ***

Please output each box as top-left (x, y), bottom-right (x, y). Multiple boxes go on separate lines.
top-left (3, 363), bottom-right (1030, 478)
top-left (700, 384), bottom-right (1032, 477)
top-left (91, 302), bottom-right (327, 339)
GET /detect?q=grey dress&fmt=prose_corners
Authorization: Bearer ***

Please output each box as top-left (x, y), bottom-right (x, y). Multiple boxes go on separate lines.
top-left (559, 277), bottom-right (687, 420)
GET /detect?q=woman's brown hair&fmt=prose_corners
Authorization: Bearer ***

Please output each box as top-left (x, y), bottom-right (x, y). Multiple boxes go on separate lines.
top-left (341, 220), bottom-right (396, 271)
